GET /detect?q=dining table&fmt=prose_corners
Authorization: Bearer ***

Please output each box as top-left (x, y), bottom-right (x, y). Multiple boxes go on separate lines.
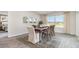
top-left (34, 26), bottom-right (49, 41)
top-left (35, 27), bottom-right (48, 32)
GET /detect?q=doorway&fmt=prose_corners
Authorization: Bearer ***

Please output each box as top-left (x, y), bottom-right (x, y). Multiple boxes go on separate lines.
top-left (0, 14), bottom-right (8, 38)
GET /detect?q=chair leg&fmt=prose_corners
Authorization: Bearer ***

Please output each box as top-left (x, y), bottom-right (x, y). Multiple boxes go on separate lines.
top-left (42, 33), bottom-right (46, 42)
top-left (53, 31), bottom-right (55, 36)
top-left (46, 34), bottom-right (51, 41)
top-left (52, 31), bottom-right (55, 36)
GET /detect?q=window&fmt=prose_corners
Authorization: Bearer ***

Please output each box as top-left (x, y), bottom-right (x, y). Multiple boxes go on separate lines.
top-left (48, 15), bottom-right (64, 27)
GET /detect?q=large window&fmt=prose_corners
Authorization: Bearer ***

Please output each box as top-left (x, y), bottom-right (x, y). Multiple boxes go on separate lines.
top-left (48, 15), bottom-right (64, 27)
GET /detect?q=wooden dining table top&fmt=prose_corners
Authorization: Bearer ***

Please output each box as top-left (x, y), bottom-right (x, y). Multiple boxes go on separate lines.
top-left (35, 26), bottom-right (48, 32)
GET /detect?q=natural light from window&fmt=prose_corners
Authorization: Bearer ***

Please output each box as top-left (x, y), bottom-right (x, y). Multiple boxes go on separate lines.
top-left (48, 15), bottom-right (64, 28)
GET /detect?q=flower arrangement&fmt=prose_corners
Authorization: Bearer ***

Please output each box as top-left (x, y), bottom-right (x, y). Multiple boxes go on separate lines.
top-left (38, 21), bottom-right (43, 27)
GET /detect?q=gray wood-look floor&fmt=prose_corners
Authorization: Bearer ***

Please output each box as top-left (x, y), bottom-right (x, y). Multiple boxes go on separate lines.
top-left (0, 33), bottom-right (79, 48)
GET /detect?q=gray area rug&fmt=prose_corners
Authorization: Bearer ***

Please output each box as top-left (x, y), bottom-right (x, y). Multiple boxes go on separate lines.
top-left (0, 33), bottom-right (79, 48)
top-left (36, 33), bottom-right (79, 48)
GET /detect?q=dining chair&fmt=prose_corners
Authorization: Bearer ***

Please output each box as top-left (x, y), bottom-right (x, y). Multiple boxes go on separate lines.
top-left (42, 26), bottom-right (51, 40)
top-left (27, 26), bottom-right (39, 44)
top-left (50, 25), bottom-right (55, 36)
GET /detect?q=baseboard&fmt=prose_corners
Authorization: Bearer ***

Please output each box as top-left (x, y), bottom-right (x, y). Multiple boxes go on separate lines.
top-left (8, 32), bottom-right (28, 38)
top-left (56, 32), bottom-right (76, 36)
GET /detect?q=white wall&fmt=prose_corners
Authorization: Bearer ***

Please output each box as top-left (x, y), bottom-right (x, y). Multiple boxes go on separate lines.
top-left (8, 11), bottom-right (41, 37)
top-left (48, 12), bottom-right (64, 16)
top-left (40, 14), bottom-right (47, 24)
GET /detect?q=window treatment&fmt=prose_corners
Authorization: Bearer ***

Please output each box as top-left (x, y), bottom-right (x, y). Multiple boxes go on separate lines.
top-left (64, 12), bottom-right (76, 34)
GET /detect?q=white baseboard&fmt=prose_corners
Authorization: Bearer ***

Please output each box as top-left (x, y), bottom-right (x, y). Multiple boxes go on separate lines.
top-left (8, 32), bottom-right (28, 37)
